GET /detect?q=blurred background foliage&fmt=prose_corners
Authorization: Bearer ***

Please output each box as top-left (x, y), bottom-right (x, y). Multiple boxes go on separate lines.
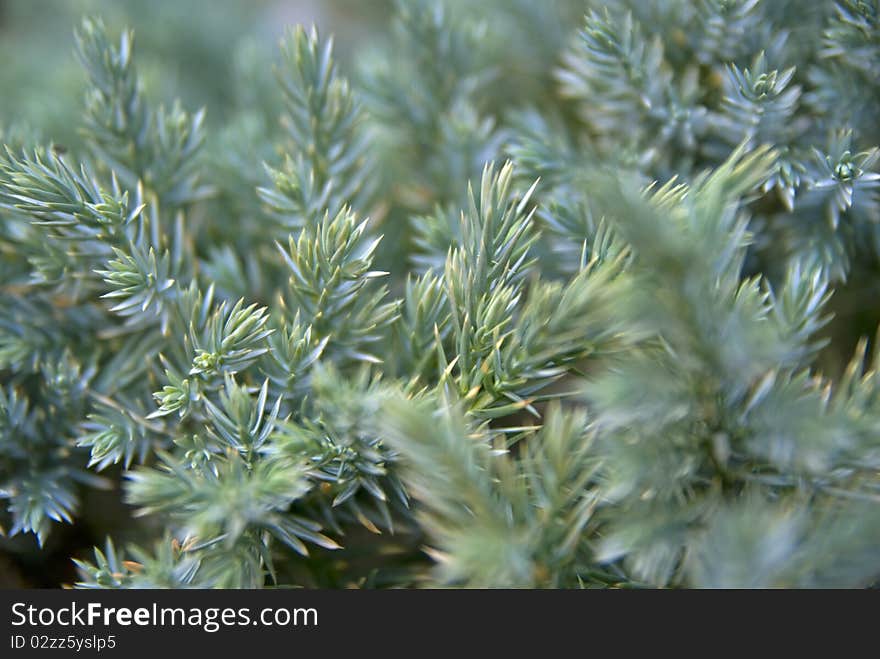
top-left (0, 0), bottom-right (391, 147)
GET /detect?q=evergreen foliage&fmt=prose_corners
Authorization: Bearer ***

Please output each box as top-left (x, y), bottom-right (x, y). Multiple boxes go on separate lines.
top-left (1, 0), bottom-right (879, 588)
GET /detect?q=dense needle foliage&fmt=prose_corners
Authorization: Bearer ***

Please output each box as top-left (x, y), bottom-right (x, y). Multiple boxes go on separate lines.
top-left (1, 0), bottom-right (879, 588)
